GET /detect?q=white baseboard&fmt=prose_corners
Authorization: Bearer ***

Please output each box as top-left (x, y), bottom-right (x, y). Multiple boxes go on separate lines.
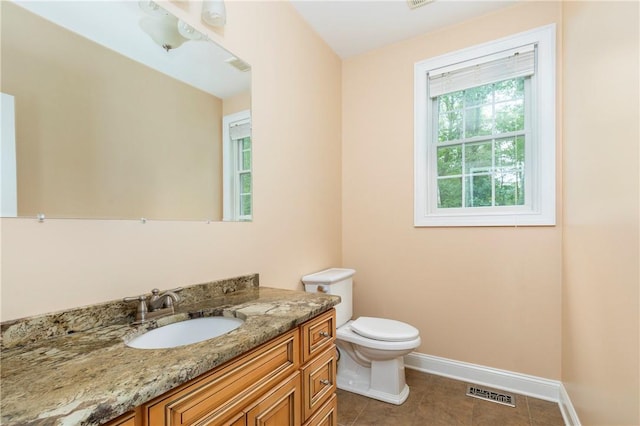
top-left (404, 352), bottom-right (569, 406)
top-left (559, 383), bottom-right (582, 426)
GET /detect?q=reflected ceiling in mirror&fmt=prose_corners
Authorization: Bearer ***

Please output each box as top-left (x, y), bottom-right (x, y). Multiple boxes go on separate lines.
top-left (0, 1), bottom-right (252, 221)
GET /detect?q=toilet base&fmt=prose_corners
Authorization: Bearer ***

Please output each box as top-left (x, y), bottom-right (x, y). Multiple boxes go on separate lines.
top-left (336, 344), bottom-right (411, 405)
top-left (337, 378), bottom-right (410, 405)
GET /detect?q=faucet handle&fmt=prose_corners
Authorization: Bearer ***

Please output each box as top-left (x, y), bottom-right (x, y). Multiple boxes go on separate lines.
top-left (123, 294), bottom-right (147, 303)
top-left (149, 287), bottom-right (183, 296)
top-left (149, 288), bottom-right (161, 305)
top-left (123, 295), bottom-right (148, 321)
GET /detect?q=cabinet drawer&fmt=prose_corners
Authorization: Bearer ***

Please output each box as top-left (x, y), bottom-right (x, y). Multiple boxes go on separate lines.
top-left (301, 345), bottom-right (336, 421)
top-left (302, 393), bottom-right (337, 426)
top-left (142, 329), bottom-right (299, 426)
top-left (301, 309), bottom-right (336, 364)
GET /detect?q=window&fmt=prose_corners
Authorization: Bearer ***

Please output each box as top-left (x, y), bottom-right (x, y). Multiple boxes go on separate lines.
top-left (223, 110), bottom-right (252, 221)
top-left (414, 25), bottom-right (556, 226)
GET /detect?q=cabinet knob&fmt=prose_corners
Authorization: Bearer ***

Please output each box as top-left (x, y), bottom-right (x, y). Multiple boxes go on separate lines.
top-left (319, 331), bottom-right (330, 338)
top-left (320, 379), bottom-right (331, 386)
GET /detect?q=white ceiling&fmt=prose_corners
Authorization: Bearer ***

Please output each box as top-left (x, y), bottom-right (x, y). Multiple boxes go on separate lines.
top-left (14, 1), bottom-right (250, 99)
top-left (290, 0), bottom-right (520, 58)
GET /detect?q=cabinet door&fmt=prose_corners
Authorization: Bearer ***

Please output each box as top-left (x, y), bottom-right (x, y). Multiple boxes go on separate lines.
top-left (223, 412), bottom-right (246, 426)
top-left (143, 330), bottom-right (299, 426)
top-left (301, 346), bottom-right (336, 421)
top-left (303, 394), bottom-right (337, 426)
top-left (245, 372), bottom-right (301, 426)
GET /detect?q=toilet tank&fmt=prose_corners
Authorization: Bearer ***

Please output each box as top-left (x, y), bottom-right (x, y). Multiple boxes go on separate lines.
top-left (301, 268), bottom-right (355, 328)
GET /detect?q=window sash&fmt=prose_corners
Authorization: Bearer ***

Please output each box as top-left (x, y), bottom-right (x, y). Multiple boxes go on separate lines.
top-left (429, 77), bottom-right (533, 212)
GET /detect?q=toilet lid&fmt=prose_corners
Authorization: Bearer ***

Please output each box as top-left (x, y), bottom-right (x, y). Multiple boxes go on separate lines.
top-left (350, 317), bottom-right (419, 342)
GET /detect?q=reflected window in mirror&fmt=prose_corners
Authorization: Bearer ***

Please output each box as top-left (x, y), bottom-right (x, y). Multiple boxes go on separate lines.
top-left (223, 110), bottom-right (252, 221)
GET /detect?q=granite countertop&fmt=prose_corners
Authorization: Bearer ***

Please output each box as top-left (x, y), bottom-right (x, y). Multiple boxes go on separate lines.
top-left (0, 276), bottom-right (340, 425)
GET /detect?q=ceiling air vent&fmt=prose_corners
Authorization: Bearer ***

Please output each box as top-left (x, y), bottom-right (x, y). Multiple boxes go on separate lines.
top-left (407, 0), bottom-right (434, 9)
top-left (225, 57), bottom-right (251, 72)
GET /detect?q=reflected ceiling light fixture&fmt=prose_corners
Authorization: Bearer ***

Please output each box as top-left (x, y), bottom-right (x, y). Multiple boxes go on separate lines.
top-left (202, 0), bottom-right (227, 27)
top-left (139, 14), bottom-right (186, 51)
top-left (138, 0), bottom-right (165, 16)
top-left (138, 1), bottom-right (206, 52)
top-left (177, 20), bottom-right (205, 40)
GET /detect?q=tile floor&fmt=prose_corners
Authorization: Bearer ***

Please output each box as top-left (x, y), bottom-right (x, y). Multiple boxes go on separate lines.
top-left (336, 369), bottom-right (565, 426)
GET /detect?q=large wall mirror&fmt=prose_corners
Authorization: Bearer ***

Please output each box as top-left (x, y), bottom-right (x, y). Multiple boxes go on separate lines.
top-left (0, 1), bottom-right (252, 221)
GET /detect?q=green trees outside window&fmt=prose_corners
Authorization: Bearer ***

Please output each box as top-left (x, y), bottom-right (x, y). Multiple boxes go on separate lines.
top-left (436, 77), bottom-right (526, 209)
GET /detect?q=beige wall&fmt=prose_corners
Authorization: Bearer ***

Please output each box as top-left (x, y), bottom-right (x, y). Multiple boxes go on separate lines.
top-left (223, 91), bottom-right (251, 117)
top-left (342, 2), bottom-right (563, 379)
top-left (0, 1), bottom-right (342, 321)
top-left (562, 2), bottom-right (639, 425)
top-left (2, 1), bottom-right (638, 423)
top-left (1, 3), bottom-right (223, 220)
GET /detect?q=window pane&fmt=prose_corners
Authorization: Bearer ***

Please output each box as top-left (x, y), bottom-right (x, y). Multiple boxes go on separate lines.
top-left (495, 171), bottom-right (524, 206)
top-left (465, 175), bottom-right (492, 207)
top-left (495, 100), bottom-right (524, 133)
top-left (465, 141), bottom-right (492, 174)
top-left (240, 173), bottom-right (251, 193)
top-left (438, 111), bottom-right (462, 142)
top-left (464, 85), bottom-right (492, 107)
top-left (437, 177), bottom-right (462, 208)
top-left (242, 150), bottom-right (251, 170)
top-left (495, 136), bottom-right (525, 170)
top-left (464, 105), bottom-right (493, 138)
top-left (438, 91), bottom-right (463, 113)
top-left (494, 78), bottom-right (524, 102)
top-left (240, 194), bottom-right (252, 216)
top-left (242, 137), bottom-right (251, 150)
top-left (437, 145), bottom-right (462, 176)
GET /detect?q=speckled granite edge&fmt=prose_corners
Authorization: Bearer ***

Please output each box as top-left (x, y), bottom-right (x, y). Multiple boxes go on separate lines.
top-left (0, 286), bottom-right (340, 425)
top-left (0, 274), bottom-right (259, 349)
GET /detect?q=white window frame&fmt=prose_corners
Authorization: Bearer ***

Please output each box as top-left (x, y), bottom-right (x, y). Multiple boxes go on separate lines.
top-left (414, 24), bottom-right (556, 227)
top-left (222, 109), bottom-right (252, 221)
top-left (1, 93), bottom-right (17, 217)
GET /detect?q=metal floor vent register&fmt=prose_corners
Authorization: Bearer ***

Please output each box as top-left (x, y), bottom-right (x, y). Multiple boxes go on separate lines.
top-left (466, 385), bottom-right (516, 407)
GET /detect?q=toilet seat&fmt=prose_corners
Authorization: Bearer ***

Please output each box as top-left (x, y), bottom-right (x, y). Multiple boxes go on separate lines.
top-left (337, 320), bottom-right (421, 351)
top-left (351, 317), bottom-right (419, 342)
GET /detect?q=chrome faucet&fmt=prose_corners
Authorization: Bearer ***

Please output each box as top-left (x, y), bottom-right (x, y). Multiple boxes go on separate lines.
top-left (149, 288), bottom-right (181, 310)
top-left (124, 287), bottom-right (183, 324)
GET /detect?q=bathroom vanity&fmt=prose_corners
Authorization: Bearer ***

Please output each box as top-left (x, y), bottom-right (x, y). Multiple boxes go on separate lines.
top-left (0, 275), bottom-right (339, 425)
top-left (108, 309), bottom-right (337, 426)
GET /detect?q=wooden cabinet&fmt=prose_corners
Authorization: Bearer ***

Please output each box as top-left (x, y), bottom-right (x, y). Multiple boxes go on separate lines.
top-left (301, 346), bottom-right (336, 421)
top-left (301, 309), bottom-right (336, 364)
top-left (303, 394), bottom-right (337, 426)
top-left (104, 411), bottom-right (136, 426)
top-left (300, 310), bottom-right (337, 423)
top-left (244, 372), bottom-right (300, 426)
top-left (121, 309), bottom-right (336, 426)
top-left (142, 330), bottom-right (299, 425)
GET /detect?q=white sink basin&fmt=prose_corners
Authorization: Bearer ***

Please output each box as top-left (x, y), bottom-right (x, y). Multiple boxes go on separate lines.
top-left (126, 317), bottom-right (244, 349)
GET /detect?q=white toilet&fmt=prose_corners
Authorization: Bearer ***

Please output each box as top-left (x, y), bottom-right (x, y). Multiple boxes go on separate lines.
top-left (302, 268), bottom-right (421, 405)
